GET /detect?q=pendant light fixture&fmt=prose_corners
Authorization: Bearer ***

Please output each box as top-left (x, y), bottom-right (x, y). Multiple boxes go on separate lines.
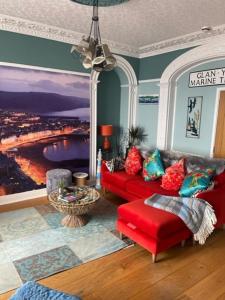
top-left (71, 0), bottom-right (117, 72)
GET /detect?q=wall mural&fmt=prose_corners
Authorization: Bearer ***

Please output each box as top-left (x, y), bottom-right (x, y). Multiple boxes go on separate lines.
top-left (0, 65), bottom-right (90, 196)
top-left (186, 96), bottom-right (202, 139)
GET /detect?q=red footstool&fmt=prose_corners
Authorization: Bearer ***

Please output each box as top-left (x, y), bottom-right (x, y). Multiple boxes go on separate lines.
top-left (117, 199), bottom-right (192, 262)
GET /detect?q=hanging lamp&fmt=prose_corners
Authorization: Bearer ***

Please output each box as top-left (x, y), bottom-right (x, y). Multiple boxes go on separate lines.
top-left (71, 0), bottom-right (117, 72)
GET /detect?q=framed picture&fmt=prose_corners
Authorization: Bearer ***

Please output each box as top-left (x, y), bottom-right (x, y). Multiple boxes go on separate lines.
top-left (186, 96), bottom-right (202, 138)
top-left (139, 95), bottom-right (159, 104)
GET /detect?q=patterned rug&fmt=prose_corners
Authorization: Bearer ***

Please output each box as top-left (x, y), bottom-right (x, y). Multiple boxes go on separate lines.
top-left (0, 198), bottom-right (132, 294)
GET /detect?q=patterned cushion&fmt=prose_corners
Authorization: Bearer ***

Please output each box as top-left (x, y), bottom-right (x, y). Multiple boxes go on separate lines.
top-left (143, 149), bottom-right (164, 181)
top-left (161, 159), bottom-right (185, 191)
top-left (179, 168), bottom-right (215, 197)
top-left (105, 157), bottom-right (125, 173)
top-left (125, 146), bottom-right (142, 175)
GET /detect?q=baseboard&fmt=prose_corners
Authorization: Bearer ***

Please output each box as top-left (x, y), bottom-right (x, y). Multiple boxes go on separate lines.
top-left (0, 188), bottom-right (47, 205)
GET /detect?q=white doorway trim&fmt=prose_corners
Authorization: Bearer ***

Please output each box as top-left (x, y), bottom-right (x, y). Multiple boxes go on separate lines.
top-left (157, 39), bottom-right (225, 150)
top-left (90, 54), bottom-right (138, 177)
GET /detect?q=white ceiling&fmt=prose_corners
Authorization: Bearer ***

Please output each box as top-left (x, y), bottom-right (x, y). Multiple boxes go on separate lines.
top-left (1, 0), bottom-right (225, 57)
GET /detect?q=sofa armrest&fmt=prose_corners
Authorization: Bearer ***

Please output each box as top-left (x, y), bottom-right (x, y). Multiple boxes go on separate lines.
top-left (197, 188), bottom-right (225, 225)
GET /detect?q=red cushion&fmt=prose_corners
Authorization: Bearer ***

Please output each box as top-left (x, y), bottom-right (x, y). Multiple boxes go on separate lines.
top-left (102, 170), bottom-right (138, 190)
top-left (118, 199), bottom-right (188, 240)
top-left (126, 176), bottom-right (179, 198)
top-left (125, 146), bottom-right (142, 175)
top-left (161, 159), bottom-right (185, 191)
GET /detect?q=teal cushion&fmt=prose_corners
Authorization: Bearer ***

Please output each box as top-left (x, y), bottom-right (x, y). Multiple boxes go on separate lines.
top-left (179, 168), bottom-right (214, 197)
top-left (143, 149), bottom-right (164, 181)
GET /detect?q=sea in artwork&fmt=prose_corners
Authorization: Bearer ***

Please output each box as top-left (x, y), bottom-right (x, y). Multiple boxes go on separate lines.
top-left (0, 65), bottom-right (90, 196)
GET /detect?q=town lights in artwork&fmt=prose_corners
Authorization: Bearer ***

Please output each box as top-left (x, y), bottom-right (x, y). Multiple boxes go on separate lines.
top-left (0, 64), bottom-right (90, 196)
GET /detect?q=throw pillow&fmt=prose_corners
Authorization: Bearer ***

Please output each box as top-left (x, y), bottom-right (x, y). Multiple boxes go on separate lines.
top-left (179, 168), bottom-right (214, 197)
top-left (105, 157), bottom-right (125, 173)
top-left (193, 181), bottom-right (215, 197)
top-left (161, 158), bottom-right (185, 191)
top-left (125, 146), bottom-right (142, 175)
top-left (143, 149), bottom-right (164, 181)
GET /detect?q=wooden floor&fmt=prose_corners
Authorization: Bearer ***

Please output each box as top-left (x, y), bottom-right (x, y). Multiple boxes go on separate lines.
top-left (1, 194), bottom-right (225, 300)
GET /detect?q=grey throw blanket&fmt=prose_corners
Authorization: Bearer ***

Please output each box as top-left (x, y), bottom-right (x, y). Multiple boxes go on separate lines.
top-left (144, 194), bottom-right (217, 244)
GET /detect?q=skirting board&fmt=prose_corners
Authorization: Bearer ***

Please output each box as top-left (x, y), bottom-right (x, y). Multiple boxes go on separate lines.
top-left (0, 188), bottom-right (47, 205)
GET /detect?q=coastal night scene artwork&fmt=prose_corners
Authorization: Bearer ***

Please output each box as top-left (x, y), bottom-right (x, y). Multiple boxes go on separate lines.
top-left (0, 65), bottom-right (90, 196)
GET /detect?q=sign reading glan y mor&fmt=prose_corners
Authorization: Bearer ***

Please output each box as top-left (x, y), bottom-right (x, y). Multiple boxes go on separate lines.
top-left (189, 67), bottom-right (225, 87)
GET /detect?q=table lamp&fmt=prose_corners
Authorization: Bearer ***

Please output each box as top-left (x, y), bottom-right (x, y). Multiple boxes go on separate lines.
top-left (100, 125), bottom-right (113, 150)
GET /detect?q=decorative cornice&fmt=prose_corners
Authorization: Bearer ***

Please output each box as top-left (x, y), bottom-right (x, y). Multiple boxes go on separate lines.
top-left (139, 24), bottom-right (225, 58)
top-left (1, 14), bottom-right (225, 59)
top-left (0, 14), bottom-right (139, 58)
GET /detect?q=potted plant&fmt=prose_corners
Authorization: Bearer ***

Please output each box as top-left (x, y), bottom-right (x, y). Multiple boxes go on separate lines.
top-left (58, 179), bottom-right (65, 196)
top-left (128, 125), bottom-right (148, 148)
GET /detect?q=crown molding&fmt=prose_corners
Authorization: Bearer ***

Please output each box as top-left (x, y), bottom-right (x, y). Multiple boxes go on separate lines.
top-left (1, 14), bottom-right (225, 59)
top-left (139, 24), bottom-right (225, 58)
top-left (0, 14), bottom-right (139, 58)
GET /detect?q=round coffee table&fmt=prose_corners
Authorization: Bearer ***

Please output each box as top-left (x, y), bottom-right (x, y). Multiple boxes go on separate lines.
top-left (48, 187), bottom-right (100, 228)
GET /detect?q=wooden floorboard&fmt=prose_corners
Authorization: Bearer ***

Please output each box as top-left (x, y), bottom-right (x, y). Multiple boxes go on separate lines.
top-left (0, 194), bottom-right (225, 300)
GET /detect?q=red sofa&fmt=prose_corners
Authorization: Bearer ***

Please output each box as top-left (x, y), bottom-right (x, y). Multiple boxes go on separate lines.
top-left (101, 151), bottom-right (225, 262)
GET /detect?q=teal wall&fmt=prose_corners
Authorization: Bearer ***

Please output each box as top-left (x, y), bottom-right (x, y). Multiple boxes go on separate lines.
top-left (173, 59), bottom-right (225, 156)
top-left (139, 48), bottom-right (193, 80)
top-left (97, 70), bottom-right (121, 151)
top-left (0, 30), bottom-right (86, 73)
top-left (123, 54), bottom-right (139, 79)
top-left (136, 81), bottom-right (160, 147)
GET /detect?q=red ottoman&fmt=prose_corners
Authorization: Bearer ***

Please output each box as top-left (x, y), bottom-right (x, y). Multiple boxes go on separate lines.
top-left (117, 199), bottom-right (192, 262)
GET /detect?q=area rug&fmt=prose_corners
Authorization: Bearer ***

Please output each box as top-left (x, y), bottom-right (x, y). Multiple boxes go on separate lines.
top-left (0, 198), bottom-right (132, 294)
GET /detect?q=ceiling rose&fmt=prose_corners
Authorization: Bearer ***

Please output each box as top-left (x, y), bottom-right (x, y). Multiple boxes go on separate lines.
top-left (70, 0), bottom-right (129, 7)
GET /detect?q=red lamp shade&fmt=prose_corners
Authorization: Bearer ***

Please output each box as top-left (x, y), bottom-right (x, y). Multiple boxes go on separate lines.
top-left (100, 125), bottom-right (113, 137)
top-left (100, 125), bottom-right (113, 150)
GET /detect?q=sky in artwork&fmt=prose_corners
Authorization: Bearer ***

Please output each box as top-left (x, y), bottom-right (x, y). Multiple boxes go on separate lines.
top-left (0, 65), bottom-right (90, 99)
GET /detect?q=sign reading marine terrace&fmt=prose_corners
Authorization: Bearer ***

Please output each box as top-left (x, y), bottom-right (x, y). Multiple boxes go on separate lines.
top-left (189, 67), bottom-right (225, 87)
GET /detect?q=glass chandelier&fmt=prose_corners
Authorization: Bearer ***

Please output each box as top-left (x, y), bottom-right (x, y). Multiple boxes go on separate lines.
top-left (71, 0), bottom-right (117, 72)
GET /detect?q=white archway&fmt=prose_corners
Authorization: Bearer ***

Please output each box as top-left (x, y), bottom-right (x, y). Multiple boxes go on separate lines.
top-left (89, 54), bottom-right (138, 178)
top-left (157, 39), bottom-right (225, 150)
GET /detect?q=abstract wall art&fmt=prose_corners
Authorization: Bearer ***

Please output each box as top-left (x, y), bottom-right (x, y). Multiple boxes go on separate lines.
top-left (186, 96), bottom-right (202, 139)
top-left (139, 95), bottom-right (159, 105)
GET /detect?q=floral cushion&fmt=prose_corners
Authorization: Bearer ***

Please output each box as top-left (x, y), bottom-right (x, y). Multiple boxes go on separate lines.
top-left (179, 168), bottom-right (215, 197)
top-left (125, 146), bottom-right (142, 175)
top-left (161, 159), bottom-right (185, 191)
top-left (143, 149), bottom-right (164, 181)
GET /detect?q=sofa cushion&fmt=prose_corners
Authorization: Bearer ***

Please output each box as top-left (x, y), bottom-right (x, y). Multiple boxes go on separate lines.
top-left (118, 199), bottom-right (188, 240)
top-left (179, 169), bottom-right (214, 197)
top-left (126, 176), bottom-right (179, 199)
top-left (140, 148), bottom-right (225, 175)
top-left (125, 146), bottom-right (142, 175)
top-left (102, 170), bottom-right (138, 190)
top-left (161, 159), bottom-right (185, 191)
top-left (160, 150), bottom-right (225, 175)
top-left (143, 149), bottom-right (164, 181)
